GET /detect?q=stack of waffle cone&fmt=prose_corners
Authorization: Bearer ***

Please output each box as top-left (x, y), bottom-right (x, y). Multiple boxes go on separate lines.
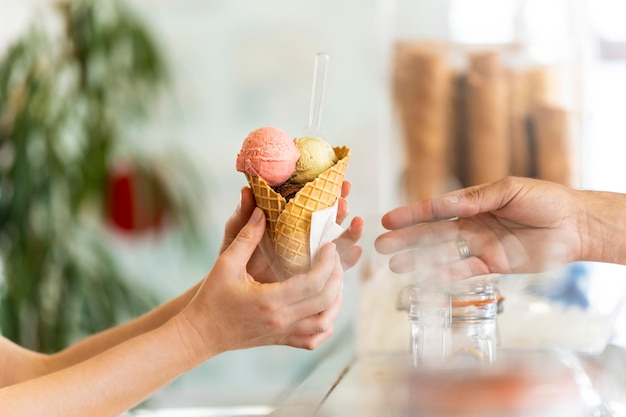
top-left (245, 146), bottom-right (350, 279)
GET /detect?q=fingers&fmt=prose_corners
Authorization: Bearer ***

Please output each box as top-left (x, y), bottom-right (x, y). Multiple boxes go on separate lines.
top-left (287, 251), bottom-right (344, 319)
top-left (380, 196), bottom-right (460, 230)
top-left (387, 240), bottom-right (462, 274)
top-left (335, 216), bottom-right (364, 270)
top-left (380, 182), bottom-right (494, 231)
top-left (381, 200), bottom-right (440, 231)
top-left (336, 181), bottom-right (352, 225)
top-left (272, 242), bottom-right (337, 305)
top-left (266, 245), bottom-right (343, 334)
top-left (336, 197), bottom-right (349, 225)
top-left (386, 242), bottom-right (491, 281)
top-left (285, 330), bottom-right (334, 351)
top-left (375, 219), bottom-right (459, 255)
top-left (339, 246), bottom-right (362, 272)
top-left (281, 265), bottom-right (344, 350)
top-left (288, 290), bottom-right (343, 337)
top-left (246, 245), bottom-right (343, 350)
top-left (332, 180), bottom-right (364, 271)
top-left (341, 180), bottom-right (352, 198)
top-left (381, 179), bottom-right (521, 231)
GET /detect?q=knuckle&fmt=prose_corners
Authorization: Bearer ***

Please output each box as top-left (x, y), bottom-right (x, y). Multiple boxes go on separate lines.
top-left (325, 325), bottom-right (335, 338)
top-left (312, 321), bottom-right (327, 334)
top-left (258, 300), bottom-right (287, 330)
top-left (466, 188), bottom-right (482, 202)
top-left (303, 277), bottom-right (324, 297)
top-left (339, 198), bottom-right (349, 214)
top-left (314, 317), bottom-right (334, 334)
top-left (312, 325), bottom-right (326, 334)
top-left (501, 176), bottom-right (516, 187)
top-left (266, 314), bottom-right (286, 330)
top-left (334, 292), bottom-right (344, 306)
top-left (235, 228), bottom-right (255, 245)
top-left (321, 293), bottom-right (336, 311)
top-left (302, 340), bottom-right (318, 350)
top-left (258, 297), bottom-right (278, 314)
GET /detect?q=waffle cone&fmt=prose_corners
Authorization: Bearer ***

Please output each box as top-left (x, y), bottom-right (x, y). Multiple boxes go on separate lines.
top-left (245, 146), bottom-right (350, 279)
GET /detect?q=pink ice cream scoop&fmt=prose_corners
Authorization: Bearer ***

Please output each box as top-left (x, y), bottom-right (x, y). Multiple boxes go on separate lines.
top-left (236, 126), bottom-right (300, 187)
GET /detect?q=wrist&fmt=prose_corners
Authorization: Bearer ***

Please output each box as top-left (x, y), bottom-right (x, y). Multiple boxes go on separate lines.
top-left (576, 189), bottom-right (595, 262)
top-left (168, 313), bottom-right (218, 369)
top-left (579, 190), bottom-right (626, 264)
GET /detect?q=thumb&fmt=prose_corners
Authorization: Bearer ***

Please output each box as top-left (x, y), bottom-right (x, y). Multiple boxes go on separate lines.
top-left (223, 207), bottom-right (266, 262)
top-left (220, 187), bottom-right (257, 253)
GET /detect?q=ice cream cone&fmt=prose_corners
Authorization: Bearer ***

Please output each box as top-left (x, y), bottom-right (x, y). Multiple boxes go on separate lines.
top-left (245, 146), bottom-right (350, 279)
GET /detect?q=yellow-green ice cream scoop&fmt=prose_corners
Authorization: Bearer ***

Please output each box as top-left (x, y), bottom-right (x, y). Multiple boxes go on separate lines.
top-left (291, 136), bottom-right (338, 184)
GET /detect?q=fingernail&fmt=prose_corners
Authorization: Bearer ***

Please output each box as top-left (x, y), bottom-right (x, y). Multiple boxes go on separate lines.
top-left (444, 195), bottom-right (460, 204)
top-left (251, 207), bottom-right (263, 224)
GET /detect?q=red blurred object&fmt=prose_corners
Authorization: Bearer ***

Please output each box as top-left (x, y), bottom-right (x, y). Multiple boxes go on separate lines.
top-left (105, 164), bottom-right (168, 233)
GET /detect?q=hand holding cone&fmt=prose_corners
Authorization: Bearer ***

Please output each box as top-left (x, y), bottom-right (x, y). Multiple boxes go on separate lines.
top-left (243, 145), bottom-right (350, 279)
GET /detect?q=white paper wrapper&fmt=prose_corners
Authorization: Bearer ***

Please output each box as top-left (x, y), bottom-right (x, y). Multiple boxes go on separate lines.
top-left (310, 199), bottom-right (344, 259)
top-left (258, 199), bottom-right (344, 281)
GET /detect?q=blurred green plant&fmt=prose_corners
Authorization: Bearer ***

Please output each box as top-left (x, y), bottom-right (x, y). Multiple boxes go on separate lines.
top-left (0, 0), bottom-right (199, 352)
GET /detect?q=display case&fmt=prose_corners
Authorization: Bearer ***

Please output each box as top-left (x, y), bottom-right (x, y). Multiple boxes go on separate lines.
top-left (269, 336), bottom-right (625, 417)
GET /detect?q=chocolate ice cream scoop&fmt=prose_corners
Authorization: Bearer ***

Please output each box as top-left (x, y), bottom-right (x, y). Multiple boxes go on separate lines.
top-left (274, 181), bottom-right (304, 201)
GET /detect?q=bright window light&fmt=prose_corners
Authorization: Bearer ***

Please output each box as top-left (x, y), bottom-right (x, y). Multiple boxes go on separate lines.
top-left (523, 0), bottom-right (570, 44)
top-left (590, 0), bottom-right (626, 41)
top-left (450, 0), bottom-right (517, 44)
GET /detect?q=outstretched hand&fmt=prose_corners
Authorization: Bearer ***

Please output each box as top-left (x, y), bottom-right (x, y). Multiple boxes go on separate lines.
top-left (375, 177), bottom-right (586, 280)
top-left (220, 182), bottom-right (363, 283)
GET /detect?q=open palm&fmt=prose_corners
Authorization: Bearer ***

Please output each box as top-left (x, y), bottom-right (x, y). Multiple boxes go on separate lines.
top-left (376, 177), bottom-right (585, 280)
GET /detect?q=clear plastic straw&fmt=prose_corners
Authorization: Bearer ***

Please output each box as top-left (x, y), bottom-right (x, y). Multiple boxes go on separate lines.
top-left (302, 52), bottom-right (329, 139)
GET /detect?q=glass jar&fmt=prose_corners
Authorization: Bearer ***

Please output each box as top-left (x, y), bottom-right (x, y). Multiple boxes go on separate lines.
top-left (398, 281), bottom-right (501, 367)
